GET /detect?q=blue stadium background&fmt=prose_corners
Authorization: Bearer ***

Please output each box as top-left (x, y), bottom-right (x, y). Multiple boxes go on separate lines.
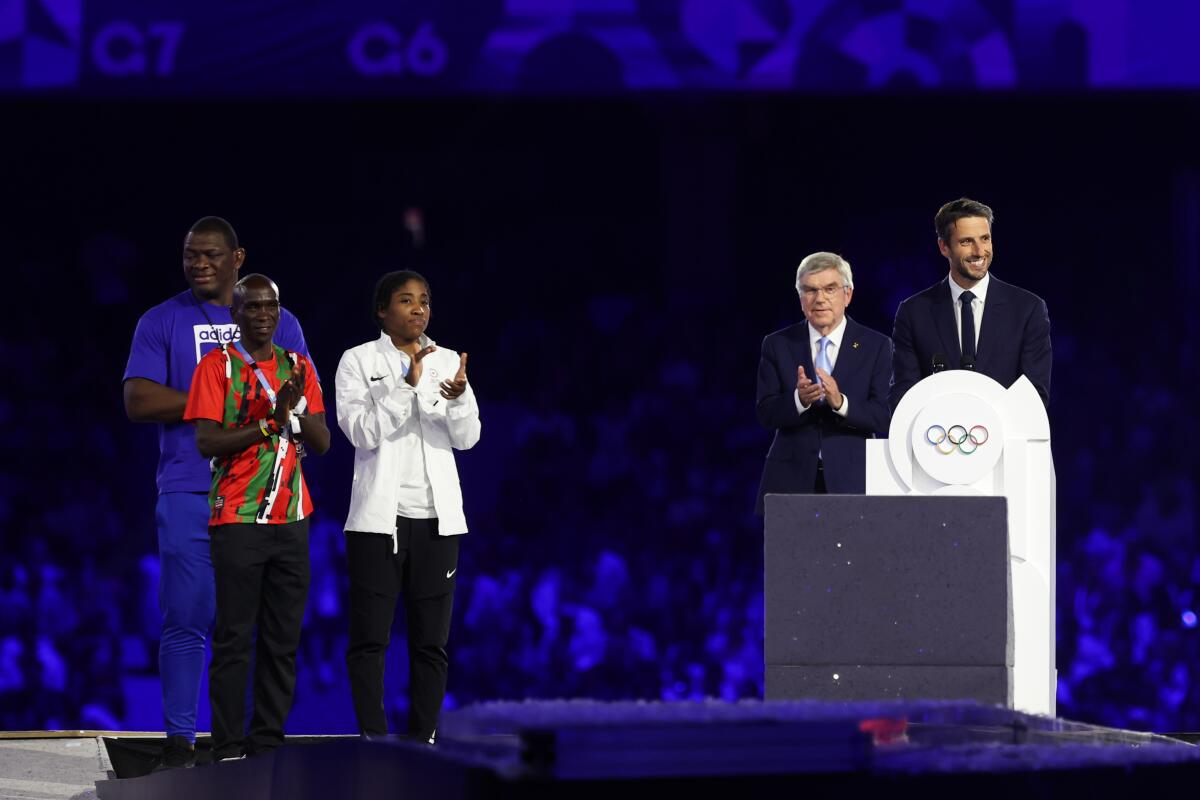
top-left (1, 0), bottom-right (1198, 734)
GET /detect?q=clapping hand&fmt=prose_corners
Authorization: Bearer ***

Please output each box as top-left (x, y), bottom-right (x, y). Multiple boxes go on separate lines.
top-left (272, 362), bottom-right (307, 428)
top-left (405, 345), bottom-right (438, 387)
top-left (814, 367), bottom-right (842, 410)
top-left (796, 365), bottom-right (825, 407)
top-left (440, 353), bottom-right (468, 400)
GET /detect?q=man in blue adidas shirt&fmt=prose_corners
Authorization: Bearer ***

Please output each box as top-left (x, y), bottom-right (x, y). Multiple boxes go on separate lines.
top-left (123, 216), bottom-right (311, 769)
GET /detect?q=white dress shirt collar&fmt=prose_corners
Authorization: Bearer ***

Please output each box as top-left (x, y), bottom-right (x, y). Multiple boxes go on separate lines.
top-left (949, 271), bottom-right (990, 305)
top-left (808, 315), bottom-right (848, 359)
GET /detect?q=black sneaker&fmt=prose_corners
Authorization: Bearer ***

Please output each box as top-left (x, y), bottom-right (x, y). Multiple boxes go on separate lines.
top-left (213, 746), bottom-right (247, 764)
top-left (152, 735), bottom-right (196, 771)
top-left (408, 729), bottom-right (436, 746)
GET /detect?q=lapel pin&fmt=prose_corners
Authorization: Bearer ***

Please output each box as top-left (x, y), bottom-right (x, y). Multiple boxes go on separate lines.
top-left (852, 341), bottom-right (860, 349)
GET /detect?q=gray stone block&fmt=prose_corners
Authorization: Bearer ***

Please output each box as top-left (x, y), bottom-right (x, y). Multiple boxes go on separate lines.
top-left (764, 495), bottom-right (1011, 680)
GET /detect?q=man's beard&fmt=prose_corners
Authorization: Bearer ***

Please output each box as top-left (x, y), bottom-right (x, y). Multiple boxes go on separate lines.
top-left (954, 257), bottom-right (988, 282)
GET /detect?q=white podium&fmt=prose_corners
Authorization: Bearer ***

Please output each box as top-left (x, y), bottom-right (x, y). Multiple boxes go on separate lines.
top-left (866, 371), bottom-right (1056, 716)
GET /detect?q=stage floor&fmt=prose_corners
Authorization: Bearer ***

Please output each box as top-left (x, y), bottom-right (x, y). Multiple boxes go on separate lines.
top-left (0, 732), bottom-right (115, 800)
top-left (5, 701), bottom-right (1198, 800)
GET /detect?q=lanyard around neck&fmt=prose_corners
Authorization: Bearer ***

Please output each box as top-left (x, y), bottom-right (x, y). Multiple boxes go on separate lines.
top-left (233, 341), bottom-right (278, 407)
top-left (194, 294), bottom-right (236, 345)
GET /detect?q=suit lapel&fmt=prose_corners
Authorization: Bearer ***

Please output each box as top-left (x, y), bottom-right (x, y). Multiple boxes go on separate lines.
top-left (934, 279), bottom-right (962, 365)
top-left (974, 275), bottom-right (1008, 364)
top-left (831, 317), bottom-right (863, 379)
top-left (792, 323), bottom-right (815, 384)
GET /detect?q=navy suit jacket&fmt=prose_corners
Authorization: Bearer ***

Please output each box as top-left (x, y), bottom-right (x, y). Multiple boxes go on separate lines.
top-left (888, 275), bottom-right (1051, 410)
top-left (755, 316), bottom-right (892, 515)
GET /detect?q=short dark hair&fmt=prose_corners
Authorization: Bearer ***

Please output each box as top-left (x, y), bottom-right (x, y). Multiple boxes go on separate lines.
top-left (187, 216), bottom-right (240, 250)
top-left (232, 273), bottom-right (279, 309)
top-left (934, 198), bottom-right (994, 242)
top-left (372, 270), bottom-right (430, 329)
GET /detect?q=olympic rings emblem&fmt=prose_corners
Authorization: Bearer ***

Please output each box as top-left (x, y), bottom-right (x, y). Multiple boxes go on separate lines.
top-left (925, 424), bottom-right (989, 455)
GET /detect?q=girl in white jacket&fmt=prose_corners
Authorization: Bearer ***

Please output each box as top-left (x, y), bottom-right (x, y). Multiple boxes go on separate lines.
top-left (334, 270), bottom-right (480, 743)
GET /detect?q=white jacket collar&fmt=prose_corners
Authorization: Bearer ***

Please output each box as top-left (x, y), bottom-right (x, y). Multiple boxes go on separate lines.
top-left (374, 330), bottom-right (436, 355)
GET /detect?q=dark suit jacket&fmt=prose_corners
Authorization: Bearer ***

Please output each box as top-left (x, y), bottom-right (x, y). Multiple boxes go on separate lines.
top-left (888, 275), bottom-right (1051, 410)
top-left (755, 316), bottom-right (892, 514)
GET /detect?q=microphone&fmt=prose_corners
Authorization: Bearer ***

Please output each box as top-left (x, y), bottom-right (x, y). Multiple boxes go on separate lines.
top-left (960, 356), bottom-right (976, 371)
top-left (932, 353), bottom-right (947, 373)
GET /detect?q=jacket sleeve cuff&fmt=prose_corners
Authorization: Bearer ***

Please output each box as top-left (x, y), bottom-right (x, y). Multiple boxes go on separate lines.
top-left (448, 393), bottom-right (475, 418)
top-left (794, 389), bottom-right (810, 415)
top-left (378, 383), bottom-right (417, 421)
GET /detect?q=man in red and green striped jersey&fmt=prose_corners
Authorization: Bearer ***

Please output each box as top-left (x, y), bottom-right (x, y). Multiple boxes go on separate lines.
top-left (183, 273), bottom-right (330, 762)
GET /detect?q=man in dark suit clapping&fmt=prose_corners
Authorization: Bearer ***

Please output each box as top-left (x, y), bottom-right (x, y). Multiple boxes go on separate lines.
top-left (889, 197), bottom-right (1052, 409)
top-left (755, 252), bottom-right (893, 513)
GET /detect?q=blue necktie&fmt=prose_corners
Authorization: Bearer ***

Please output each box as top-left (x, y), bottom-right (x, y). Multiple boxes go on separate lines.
top-left (815, 336), bottom-right (832, 403)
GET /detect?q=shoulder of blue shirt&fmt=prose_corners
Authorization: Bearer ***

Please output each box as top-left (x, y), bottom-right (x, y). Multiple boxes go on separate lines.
top-left (138, 289), bottom-right (303, 327)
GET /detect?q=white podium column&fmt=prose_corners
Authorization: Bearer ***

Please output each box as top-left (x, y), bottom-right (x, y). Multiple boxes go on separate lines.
top-left (865, 372), bottom-right (1056, 716)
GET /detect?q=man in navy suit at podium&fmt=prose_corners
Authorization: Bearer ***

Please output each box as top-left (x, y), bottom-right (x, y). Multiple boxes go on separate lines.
top-left (889, 197), bottom-right (1052, 409)
top-left (755, 252), bottom-right (893, 512)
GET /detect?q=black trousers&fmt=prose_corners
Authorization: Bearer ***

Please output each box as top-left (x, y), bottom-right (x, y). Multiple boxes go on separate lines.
top-left (208, 519), bottom-right (310, 759)
top-left (345, 518), bottom-right (458, 740)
